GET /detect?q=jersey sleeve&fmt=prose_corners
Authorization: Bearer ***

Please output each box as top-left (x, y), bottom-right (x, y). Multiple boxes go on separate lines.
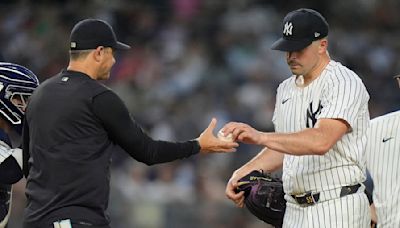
top-left (318, 72), bottom-right (369, 129)
top-left (0, 140), bottom-right (12, 164)
top-left (91, 90), bottom-right (200, 165)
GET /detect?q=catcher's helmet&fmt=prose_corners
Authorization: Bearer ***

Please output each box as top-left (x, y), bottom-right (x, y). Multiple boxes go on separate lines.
top-left (0, 62), bottom-right (39, 127)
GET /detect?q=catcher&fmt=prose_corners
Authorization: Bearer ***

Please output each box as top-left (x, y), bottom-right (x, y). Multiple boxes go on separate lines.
top-left (0, 62), bottom-right (40, 228)
top-left (235, 170), bottom-right (286, 228)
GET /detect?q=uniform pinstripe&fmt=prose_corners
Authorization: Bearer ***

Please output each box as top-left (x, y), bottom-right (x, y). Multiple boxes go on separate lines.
top-left (284, 193), bottom-right (370, 228)
top-left (365, 111), bottom-right (400, 227)
top-left (272, 60), bottom-right (370, 227)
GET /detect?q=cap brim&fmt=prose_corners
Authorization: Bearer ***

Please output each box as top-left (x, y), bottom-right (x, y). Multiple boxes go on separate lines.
top-left (271, 38), bottom-right (312, 52)
top-left (114, 41), bottom-right (131, 50)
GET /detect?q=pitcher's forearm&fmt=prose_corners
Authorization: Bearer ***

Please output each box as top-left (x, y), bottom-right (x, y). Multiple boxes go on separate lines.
top-left (235, 148), bottom-right (283, 175)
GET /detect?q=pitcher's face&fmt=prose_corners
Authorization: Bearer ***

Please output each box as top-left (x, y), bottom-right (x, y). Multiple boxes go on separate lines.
top-left (286, 39), bottom-right (327, 77)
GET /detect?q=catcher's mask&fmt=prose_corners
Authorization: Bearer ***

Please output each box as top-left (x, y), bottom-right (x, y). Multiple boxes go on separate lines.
top-left (0, 63), bottom-right (39, 131)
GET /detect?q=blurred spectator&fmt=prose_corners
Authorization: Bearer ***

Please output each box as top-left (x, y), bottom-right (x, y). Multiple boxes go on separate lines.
top-left (2, 0), bottom-right (399, 227)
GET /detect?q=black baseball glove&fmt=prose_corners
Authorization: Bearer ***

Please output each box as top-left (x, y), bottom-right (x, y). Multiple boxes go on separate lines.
top-left (235, 170), bottom-right (286, 228)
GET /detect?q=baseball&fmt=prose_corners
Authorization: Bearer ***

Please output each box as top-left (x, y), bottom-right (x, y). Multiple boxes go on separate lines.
top-left (217, 129), bottom-right (234, 142)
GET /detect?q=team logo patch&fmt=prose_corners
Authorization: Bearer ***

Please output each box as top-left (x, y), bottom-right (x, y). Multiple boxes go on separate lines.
top-left (283, 22), bottom-right (293, 36)
top-left (306, 101), bottom-right (323, 128)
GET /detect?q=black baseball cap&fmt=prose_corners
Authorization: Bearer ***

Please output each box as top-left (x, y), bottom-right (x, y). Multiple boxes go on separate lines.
top-left (70, 19), bottom-right (131, 51)
top-left (271, 8), bottom-right (329, 52)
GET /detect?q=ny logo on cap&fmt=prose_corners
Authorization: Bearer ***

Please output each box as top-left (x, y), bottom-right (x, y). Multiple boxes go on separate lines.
top-left (283, 22), bottom-right (293, 36)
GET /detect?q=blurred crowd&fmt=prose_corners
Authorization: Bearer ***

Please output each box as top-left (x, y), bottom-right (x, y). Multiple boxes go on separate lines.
top-left (1, 0), bottom-right (400, 227)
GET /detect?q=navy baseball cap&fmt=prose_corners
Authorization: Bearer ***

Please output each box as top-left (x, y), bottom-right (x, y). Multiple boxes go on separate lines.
top-left (70, 19), bottom-right (131, 50)
top-left (271, 8), bottom-right (329, 52)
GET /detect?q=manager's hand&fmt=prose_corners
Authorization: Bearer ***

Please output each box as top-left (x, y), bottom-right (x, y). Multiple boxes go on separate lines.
top-left (197, 118), bottom-right (239, 154)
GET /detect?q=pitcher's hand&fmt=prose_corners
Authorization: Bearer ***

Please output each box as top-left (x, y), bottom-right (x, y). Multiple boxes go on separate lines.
top-left (225, 171), bottom-right (246, 208)
top-left (197, 118), bottom-right (239, 154)
top-left (222, 122), bottom-right (262, 145)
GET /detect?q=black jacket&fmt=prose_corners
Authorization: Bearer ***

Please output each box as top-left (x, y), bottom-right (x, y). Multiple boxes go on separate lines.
top-left (23, 70), bottom-right (199, 227)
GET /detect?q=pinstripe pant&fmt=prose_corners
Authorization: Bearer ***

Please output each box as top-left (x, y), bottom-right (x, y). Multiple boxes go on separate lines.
top-left (283, 192), bottom-right (370, 228)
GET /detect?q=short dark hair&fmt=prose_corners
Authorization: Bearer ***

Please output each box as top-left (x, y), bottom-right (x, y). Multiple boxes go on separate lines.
top-left (69, 49), bottom-right (93, 61)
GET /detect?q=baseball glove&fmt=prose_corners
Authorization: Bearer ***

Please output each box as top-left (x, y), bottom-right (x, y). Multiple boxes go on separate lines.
top-left (236, 170), bottom-right (286, 228)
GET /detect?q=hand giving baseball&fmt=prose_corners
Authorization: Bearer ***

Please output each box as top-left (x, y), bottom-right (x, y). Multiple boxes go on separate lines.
top-left (217, 129), bottom-right (234, 142)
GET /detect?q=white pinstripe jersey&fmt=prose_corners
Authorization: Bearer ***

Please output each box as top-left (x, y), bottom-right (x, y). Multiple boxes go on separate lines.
top-left (272, 60), bottom-right (370, 195)
top-left (365, 111), bottom-right (400, 227)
